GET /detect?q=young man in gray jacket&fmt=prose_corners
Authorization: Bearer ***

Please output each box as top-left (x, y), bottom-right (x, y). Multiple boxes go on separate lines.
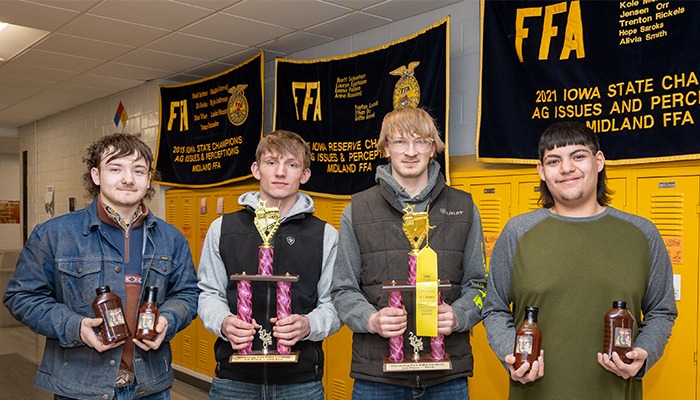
top-left (331, 106), bottom-right (487, 399)
top-left (197, 130), bottom-right (340, 400)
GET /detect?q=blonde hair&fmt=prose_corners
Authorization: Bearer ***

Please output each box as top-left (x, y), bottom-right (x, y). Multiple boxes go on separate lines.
top-left (377, 106), bottom-right (445, 155)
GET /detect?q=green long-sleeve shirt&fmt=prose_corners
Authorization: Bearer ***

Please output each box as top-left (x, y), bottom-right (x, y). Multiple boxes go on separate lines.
top-left (484, 207), bottom-right (677, 400)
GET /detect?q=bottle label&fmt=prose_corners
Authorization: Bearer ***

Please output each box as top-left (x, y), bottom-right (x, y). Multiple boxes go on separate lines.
top-left (107, 308), bottom-right (126, 327)
top-left (515, 335), bottom-right (533, 355)
top-left (614, 327), bottom-right (633, 348)
top-left (138, 313), bottom-right (156, 330)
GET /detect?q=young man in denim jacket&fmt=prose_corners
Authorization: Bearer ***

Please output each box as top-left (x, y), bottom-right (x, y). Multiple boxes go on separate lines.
top-left (4, 133), bottom-right (199, 400)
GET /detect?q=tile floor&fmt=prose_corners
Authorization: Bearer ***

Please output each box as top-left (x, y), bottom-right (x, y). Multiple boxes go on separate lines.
top-left (0, 325), bottom-right (209, 400)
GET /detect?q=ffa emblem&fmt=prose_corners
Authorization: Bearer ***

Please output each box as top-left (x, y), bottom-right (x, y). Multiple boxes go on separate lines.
top-left (227, 84), bottom-right (249, 126)
top-left (390, 61), bottom-right (421, 109)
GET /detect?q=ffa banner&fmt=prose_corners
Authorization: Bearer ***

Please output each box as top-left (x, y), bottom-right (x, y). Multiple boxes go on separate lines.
top-left (275, 18), bottom-right (449, 197)
top-left (154, 52), bottom-right (263, 187)
top-left (478, 1), bottom-right (700, 164)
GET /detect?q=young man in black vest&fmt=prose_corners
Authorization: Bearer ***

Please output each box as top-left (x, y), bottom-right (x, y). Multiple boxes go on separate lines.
top-left (331, 106), bottom-right (487, 399)
top-left (197, 130), bottom-right (341, 399)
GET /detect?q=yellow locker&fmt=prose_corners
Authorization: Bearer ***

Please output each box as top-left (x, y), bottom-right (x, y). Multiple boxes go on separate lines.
top-left (165, 195), bottom-right (182, 364)
top-left (464, 180), bottom-right (511, 400)
top-left (324, 325), bottom-right (354, 400)
top-left (635, 174), bottom-right (698, 399)
top-left (167, 194), bottom-right (198, 370)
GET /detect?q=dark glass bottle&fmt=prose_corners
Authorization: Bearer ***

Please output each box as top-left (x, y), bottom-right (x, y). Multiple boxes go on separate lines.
top-left (92, 285), bottom-right (131, 344)
top-left (603, 300), bottom-right (636, 364)
top-left (513, 306), bottom-right (542, 369)
top-left (134, 286), bottom-right (159, 340)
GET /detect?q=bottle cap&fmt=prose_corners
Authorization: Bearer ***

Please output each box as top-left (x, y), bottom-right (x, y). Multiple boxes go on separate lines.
top-left (613, 300), bottom-right (627, 308)
top-left (95, 285), bottom-right (111, 295)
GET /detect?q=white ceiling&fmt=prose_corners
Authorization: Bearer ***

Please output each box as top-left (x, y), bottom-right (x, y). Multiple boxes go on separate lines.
top-left (0, 0), bottom-right (460, 139)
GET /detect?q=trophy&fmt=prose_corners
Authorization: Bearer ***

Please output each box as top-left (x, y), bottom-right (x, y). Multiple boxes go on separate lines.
top-left (382, 205), bottom-right (452, 372)
top-left (229, 199), bottom-right (300, 363)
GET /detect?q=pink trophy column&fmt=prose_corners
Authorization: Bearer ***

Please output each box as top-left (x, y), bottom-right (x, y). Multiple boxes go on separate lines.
top-left (259, 247), bottom-right (273, 276)
top-left (388, 290), bottom-right (404, 362)
top-left (237, 278), bottom-right (253, 354)
top-left (277, 281), bottom-right (292, 354)
top-left (430, 292), bottom-right (445, 360)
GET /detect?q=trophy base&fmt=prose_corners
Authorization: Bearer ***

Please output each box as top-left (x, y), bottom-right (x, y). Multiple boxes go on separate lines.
top-left (383, 354), bottom-right (452, 372)
top-left (229, 350), bottom-right (299, 363)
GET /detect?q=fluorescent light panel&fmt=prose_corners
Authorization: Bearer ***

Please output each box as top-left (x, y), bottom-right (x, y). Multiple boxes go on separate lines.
top-left (0, 22), bottom-right (49, 62)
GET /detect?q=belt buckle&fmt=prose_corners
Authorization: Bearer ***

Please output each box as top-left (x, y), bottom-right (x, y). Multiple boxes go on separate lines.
top-left (115, 369), bottom-right (135, 388)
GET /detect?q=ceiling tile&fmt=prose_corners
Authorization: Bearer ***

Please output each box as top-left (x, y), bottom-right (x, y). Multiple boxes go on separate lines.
top-left (365, 0), bottom-right (462, 21)
top-left (259, 31), bottom-right (332, 54)
top-left (0, 62), bottom-right (78, 82)
top-left (307, 11), bottom-right (389, 38)
top-left (65, 74), bottom-right (145, 91)
top-left (226, 0), bottom-right (349, 30)
top-left (182, 13), bottom-right (293, 46)
top-left (12, 49), bottom-right (103, 73)
top-left (0, 1), bottom-right (80, 31)
top-left (58, 14), bottom-right (169, 47)
top-left (114, 49), bottom-right (206, 72)
top-left (87, 0), bottom-right (214, 30)
top-left (146, 33), bottom-right (246, 60)
top-left (34, 34), bottom-right (134, 60)
top-left (89, 62), bottom-right (168, 81)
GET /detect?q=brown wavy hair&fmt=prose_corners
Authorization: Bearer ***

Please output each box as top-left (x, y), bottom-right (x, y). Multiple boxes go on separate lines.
top-left (82, 133), bottom-right (156, 200)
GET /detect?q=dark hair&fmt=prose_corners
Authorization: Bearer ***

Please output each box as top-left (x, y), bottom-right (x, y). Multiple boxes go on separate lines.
top-left (537, 121), bottom-right (612, 208)
top-left (82, 133), bottom-right (155, 200)
top-left (256, 130), bottom-right (311, 169)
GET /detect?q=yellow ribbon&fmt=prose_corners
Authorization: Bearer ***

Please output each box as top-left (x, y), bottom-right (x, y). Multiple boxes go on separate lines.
top-left (415, 246), bottom-right (438, 337)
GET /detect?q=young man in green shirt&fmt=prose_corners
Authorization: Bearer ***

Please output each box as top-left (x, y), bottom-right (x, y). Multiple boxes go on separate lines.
top-left (483, 121), bottom-right (677, 399)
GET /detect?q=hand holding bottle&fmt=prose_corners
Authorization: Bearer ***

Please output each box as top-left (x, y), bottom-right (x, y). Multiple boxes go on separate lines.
top-left (80, 317), bottom-right (125, 352)
top-left (133, 315), bottom-right (168, 351)
top-left (506, 349), bottom-right (544, 383)
top-left (597, 347), bottom-right (648, 379)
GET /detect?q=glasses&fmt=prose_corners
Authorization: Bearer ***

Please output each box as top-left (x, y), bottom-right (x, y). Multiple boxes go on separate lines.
top-left (387, 137), bottom-right (435, 153)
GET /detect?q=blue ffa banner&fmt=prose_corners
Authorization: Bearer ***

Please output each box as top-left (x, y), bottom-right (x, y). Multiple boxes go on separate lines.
top-left (154, 52), bottom-right (263, 187)
top-left (275, 18), bottom-right (449, 197)
top-left (478, 1), bottom-right (700, 164)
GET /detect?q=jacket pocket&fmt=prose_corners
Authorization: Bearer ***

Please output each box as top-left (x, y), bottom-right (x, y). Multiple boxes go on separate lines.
top-left (144, 256), bottom-right (174, 304)
top-left (56, 260), bottom-right (102, 312)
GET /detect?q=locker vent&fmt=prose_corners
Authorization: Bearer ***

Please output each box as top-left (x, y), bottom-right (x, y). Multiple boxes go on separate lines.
top-left (648, 193), bottom-right (684, 237)
top-left (198, 339), bottom-right (210, 366)
top-left (330, 378), bottom-right (347, 399)
top-left (478, 198), bottom-right (503, 233)
top-left (182, 334), bottom-right (193, 358)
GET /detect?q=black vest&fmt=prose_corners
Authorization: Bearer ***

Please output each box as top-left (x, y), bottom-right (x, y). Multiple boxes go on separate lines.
top-left (214, 208), bottom-right (326, 384)
top-left (350, 176), bottom-right (476, 387)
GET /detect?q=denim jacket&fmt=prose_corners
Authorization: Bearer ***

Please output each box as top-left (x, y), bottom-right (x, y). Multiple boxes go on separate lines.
top-left (3, 199), bottom-right (199, 399)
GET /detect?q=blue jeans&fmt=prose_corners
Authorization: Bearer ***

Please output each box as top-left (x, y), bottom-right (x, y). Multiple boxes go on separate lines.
top-left (54, 385), bottom-right (169, 400)
top-left (352, 378), bottom-right (469, 400)
top-left (208, 378), bottom-right (324, 400)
